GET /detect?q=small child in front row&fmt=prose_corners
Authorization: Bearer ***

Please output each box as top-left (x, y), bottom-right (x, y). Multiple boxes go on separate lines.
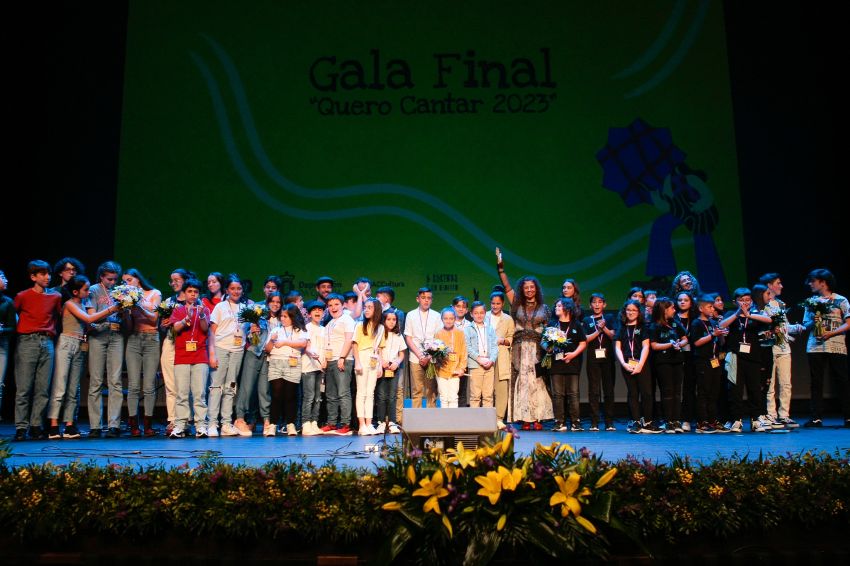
top-left (434, 307), bottom-right (467, 408)
top-left (464, 301), bottom-right (497, 408)
top-left (265, 304), bottom-right (308, 436)
top-left (300, 301), bottom-right (327, 436)
top-left (689, 294), bottom-right (729, 433)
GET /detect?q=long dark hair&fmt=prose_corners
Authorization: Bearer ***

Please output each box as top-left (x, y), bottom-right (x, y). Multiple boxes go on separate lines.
top-left (266, 291), bottom-right (282, 322)
top-left (619, 299), bottom-right (645, 326)
top-left (282, 303), bottom-right (306, 331)
top-left (651, 297), bottom-right (674, 325)
top-left (362, 298), bottom-right (383, 337)
top-left (124, 268), bottom-right (155, 291)
top-left (675, 291), bottom-right (697, 318)
top-left (560, 278), bottom-right (582, 316)
top-left (752, 284), bottom-right (769, 310)
top-left (204, 272), bottom-right (225, 300)
top-left (52, 257), bottom-right (85, 282)
top-left (61, 275), bottom-right (90, 304)
top-left (382, 307), bottom-right (402, 335)
top-left (513, 276), bottom-right (544, 312)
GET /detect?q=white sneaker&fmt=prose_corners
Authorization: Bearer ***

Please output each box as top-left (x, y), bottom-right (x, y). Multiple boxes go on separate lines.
top-left (388, 422), bottom-right (401, 434)
top-left (263, 424), bottom-right (276, 437)
top-left (496, 419), bottom-right (506, 430)
top-left (680, 421), bottom-right (691, 432)
top-left (169, 427), bottom-right (185, 439)
top-left (195, 426), bottom-right (208, 438)
top-left (285, 423), bottom-right (297, 436)
top-left (300, 422), bottom-right (315, 436)
top-left (726, 420), bottom-right (743, 432)
top-left (358, 426), bottom-right (370, 436)
top-left (234, 419), bottom-right (253, 437)
top-left (207, 424), bottom-right (219, 437)
top-left (751, 418), bottom-right (768, 432)
top-left (220, 423), bottom-right (238, 436)
top-left (778, 416), bottom-right (800, 428)
top-left (375, 422), bottom-right (386, 434)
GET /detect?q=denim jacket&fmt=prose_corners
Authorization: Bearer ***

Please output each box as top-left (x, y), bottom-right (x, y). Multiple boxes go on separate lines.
top-left (464, 323), bottom-right (498, 369)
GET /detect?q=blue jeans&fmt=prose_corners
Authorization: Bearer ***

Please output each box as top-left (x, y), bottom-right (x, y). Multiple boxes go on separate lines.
top-left (14, 333), bottom-right (55, 429)
top-left (208, 347), bottom-right (244, 426)
top-left (325, 359), bottom-right (353, 427)
top-left (301, 370), bottom-right (323, 426)
top-left (125, 332), bottom-right (160, 417)
top-left (174, 363), bottom-right (209, 430)
top-left (374, 372), bottom-right (399, 424)
top-left (236, 352), bottom-right (270, 421)
top-left (48, 335), bottom-right (87, 423)
top-left (87, 329), bottom-right (125, 430)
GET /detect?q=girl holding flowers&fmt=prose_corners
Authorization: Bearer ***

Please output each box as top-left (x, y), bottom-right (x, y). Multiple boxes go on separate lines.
top-left (546, 297), bottom-right (587, 432)
top-left (233, 292), bottom-right (278, 436)
top-left (121, 268), bottom-right (161, 437)
top-left (433, 307), bottom-right (467, 408)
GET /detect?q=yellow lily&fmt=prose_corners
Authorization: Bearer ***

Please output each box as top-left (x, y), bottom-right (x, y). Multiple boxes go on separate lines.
top-left (447, 442), bottom-right (477, 469)
top-left (595, 467), bottom-right (617, 488)
top-left (381, 501), bottom-right (402, 511)
top-left (535, 441), bottom-right (573, 458)
top-left (406, 465), bottom-right (416, 485)
top-left (412, 470), bottom-right (449, 515)
top-left (499, 466), bottom-right (523, 491)
top-left (550, 472), bottom-right (583, 517)
top-left (498, 433), bottom-right (513, 455)
top-left (575, 515), bottom-right (597, 534)
top-left (442, 515), bottom-right (453, 538)
top-left (475, 470), bottom-right (505, 504)
top-left (497, 514), bottom-right (507, 531)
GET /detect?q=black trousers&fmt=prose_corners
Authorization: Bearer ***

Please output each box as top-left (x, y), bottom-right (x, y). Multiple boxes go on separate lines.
top-left (695, 359), bottom-right (722, 422)
top-left (270, 379), bottom-right (299, 426)
top-left (587, 360), bottom-right (616, 425)
top-left (624, 368), bottom-right (653, 422)
top-left (680, 357), bottom-right (696, 421)
top-left (654, 362), bottom-right (683, 422)
top-left (730, 356), bottom-right (763, 421)
top-left (550, 372), bottom-right (580, 423)
top-left (808, 352), bottom-right (850, 420)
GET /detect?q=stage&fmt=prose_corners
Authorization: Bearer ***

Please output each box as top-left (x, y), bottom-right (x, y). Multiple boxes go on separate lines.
top-left (3, 418), bottom-right (848, 469)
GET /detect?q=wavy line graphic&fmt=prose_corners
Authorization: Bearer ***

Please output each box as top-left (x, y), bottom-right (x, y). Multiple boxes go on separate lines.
top-left (191, 40), bottom-right (687, 286)
top-left (624, 0), bottom-right (710, 99)
top-left (612, 0), bottom-right (687, 79)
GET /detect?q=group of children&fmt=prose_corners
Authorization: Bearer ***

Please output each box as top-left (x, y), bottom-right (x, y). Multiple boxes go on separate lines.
top-left (2, 256), bottom-right (849, 441)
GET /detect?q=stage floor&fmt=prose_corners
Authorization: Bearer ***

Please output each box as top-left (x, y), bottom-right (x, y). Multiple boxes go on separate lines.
top-left (3, 418), bottom-right (848, 469)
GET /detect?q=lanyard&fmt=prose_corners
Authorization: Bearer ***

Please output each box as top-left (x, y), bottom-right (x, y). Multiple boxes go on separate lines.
top-left (627, 325), bottom-right (637, 358)
top-left (186, 304), bottom-right (199, 342)
top-left (739, 315), bottom-right (749, 344)
top-left (475, 323), bottom-right (487, 356)
top-left (593, 316), bottom-right (605, 348)
top-left (419, 310), bottom-right (432, 340)
top-left (702, 319), bottom-right (717, 356)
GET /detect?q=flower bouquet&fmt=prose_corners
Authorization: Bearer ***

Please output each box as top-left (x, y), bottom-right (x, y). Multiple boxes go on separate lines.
top-left (238, 303), bottom-right (270, 345)
top-left (109, 284), bottom-right (143, 309)
top-left (540, 326), bottom-right (568, 368)
top-left (423, 339), bottom-right (449, 380)
top-left (800, 296), bottom-right (833, 339)
top-left (155, 300), bottom-right (178, 340)
top-left (767, 307), bottom-right (789, 347)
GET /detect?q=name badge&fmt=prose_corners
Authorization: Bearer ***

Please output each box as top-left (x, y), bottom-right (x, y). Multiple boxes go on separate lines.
top-left (595, 348), bottom-right (607, 359)
top-left (555, 352), bottom-right (564, 361)
top-left (233, 336), bottom-right (243, 347)
top-left (448, 353), bottom-right (458, 362)
top-left (288, 356), bottom-right (299, 367)
top-left (384, 369), bottom-right (395, 378)
top-left (325, 348), bottom-right (334, 360)
top-left (109, 323), bottom-right (120, 332)
top-left (710, 358), bottom-right (720, 368)
top-left (185, 340), bottom-right (198, 352)
top-left (739, 343), bottom-right (751, 354)
top-left (370, 355), bottom-right (378, 369)
top-left (627, 358), bottom-right (639, 369)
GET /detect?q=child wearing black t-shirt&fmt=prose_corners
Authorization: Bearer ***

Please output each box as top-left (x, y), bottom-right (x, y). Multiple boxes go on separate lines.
top-left (548, 298), bottom-right (587, 432)
top-left (615, 299), bottom-right (659, 433)
top-left (649, 297), bottom-right (689, 433)
top-left (719, 288), bottom-right (772, 432)
top-left (689, 295), bottom-right (730, 433)
top-left (582, 293), bottom-right (617, 431)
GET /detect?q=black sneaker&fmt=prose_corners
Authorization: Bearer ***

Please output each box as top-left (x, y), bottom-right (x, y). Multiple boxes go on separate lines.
top-left (29, 426), bottom-right (46, 440)
top-left (88, 428), bottom-right (102, 438)
top-left (571, 422), bottom-right (584, 432)
top-left (47, 426), bottom-right (62, 440)
top-left (552, 421), bottom-right (567, 432)
top-left (105, 427), bottom-right (121, 438)
top-left (14, 429), bottom-right (26, 441)
top-left (63, 424), bottom-right (81, 439)
top-left (803, 419), bottom-right (823, 428)
top-left (640, 421), bottom-right (663, 434)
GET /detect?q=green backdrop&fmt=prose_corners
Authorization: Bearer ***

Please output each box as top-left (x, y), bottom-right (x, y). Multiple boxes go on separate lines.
top-left (116, 0), bottom-right (743, 310)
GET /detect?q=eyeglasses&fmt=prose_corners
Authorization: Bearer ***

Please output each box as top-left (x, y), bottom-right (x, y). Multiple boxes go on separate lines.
top-left (62, 267), bottom-right (77, 273)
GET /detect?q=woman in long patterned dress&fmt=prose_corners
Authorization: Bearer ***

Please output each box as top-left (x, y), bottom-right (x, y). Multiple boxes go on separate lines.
top-left (496, 248), bottom-right (553, 430)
